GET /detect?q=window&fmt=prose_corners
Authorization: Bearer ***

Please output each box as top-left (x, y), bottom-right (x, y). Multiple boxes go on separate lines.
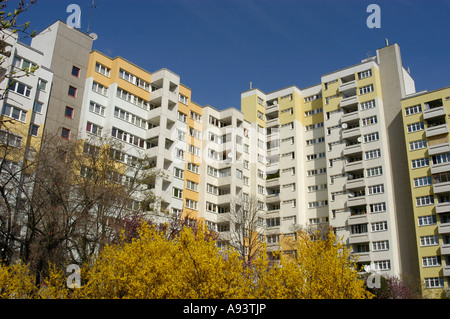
top-left (420, 235), bottom-right (439, 247)
top-left (116, 88), bottom-right (149, 109)
top-left (411, 157), bottom-right (429, 169)
top-left (29, 124), bottom-right (39, 136)
top-left (414, 176), bottom-right (432, 188)
top-left (173, 187), bottom-right (183, 199)
top-left (65, 106), bottom-right (74, 119)
top-left (72, 66), bottom-right (80, 77)
top-left (207, 184), bottom-right (218, 195)
top-left (33, 101), bottom-right (43, 113)
top-left (114, 107), bottom-right (147, 129)
top-left (186, 180), bottom-right (199, 192)
top-left (119, 69), bottom-right (150, 91)
top-left (418, 215), bottom-right (437, 226)
top-left (307, 167), bottom-right (327, 176)
top-left (305, 107), bottom-right (323, 117)
top-left (188, 144), bottom-right (200, 156)
top-left (368, 184), bottom-right (384, 195)
top-left (358, 69), bottom-right (372, 79)
top-left (359, 84), bottom-right (374, 95)
top-left (363, 132), bottom-right (379, 143)
top-left (187, 162), bottom-right (199, 174)
top-left (416, 195), bottom-right (434, 207)
top-left (409, 140), bottom-right (427, 151)
top-left (92, 81), bottom-right (108, 96)
top-left (351, 224), bottom-right (368, 234)
top-left (362, 115), bottom-right (377, 126)
top-left (405, 104), bottom-right (422, 116)
top-left (407, 122), bottom-right (425, 133)
top-left (266, 218), bottom-right (280, 227)
top-left (424, 277), bottom-right (444, 289)
top-left (178, 111), bottom-right (187, 123)
top-left (61, 128), bottom-right (71, 140)
top-left (308, 200), bottom-right (328, 208)
top-left (185, 198), bottom-right (198, 210)
top-left (431, 153), bottom-right (450, 165)
top-left (365, 149), bottom-right (381, 160)
top-left (372, 241), bottom-right (389, 251)
top-left (95, 62), bottom-right (110, 77)
top-left (179, 94), bottom-right (189, 105)
top-left (236, 169), bottom-right (243, 180)
top-left (0, 130), bottom-right (22, 148)
top-left (8, 80), bottom-right (31, 97)
top-left (13, 56), bottom-right (37, 73)
top-left (367, 166), bottom-right (383, 177)
top-left (38, 79), bottom-right (47, 91)
top-left (2, 104), bottom-right (27, 122)
top-left (371, 221), bottom-right (388, 232)
top-left (369, 202), bottom-right (386, 213)
top-left (189, 110), bottom-right (201, 122)
top-left (258, 185), bottom-right (264, 194)
top-left (189, 127), bottom-right (201, 139)
top-left (422, 256), bottom-right (441, 267)
top-left (68, 86), bottom-right (77, 97)
top-left (89, 101), bottom-right (106, 116)
top-left (373, 260), bottom-right (390, 271)
top-left (360, 100), bottom-right (376, 110)
top-left (111, 127), bottom-right (145, 148)
top-left (174, 167), bottom-right (184, 179)
top-left (175, 148), bottom-right (185, 159)
top-left (86, 122), bottom-right (102, 136)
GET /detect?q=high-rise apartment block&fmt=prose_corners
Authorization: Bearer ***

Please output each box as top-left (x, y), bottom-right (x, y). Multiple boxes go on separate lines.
top-left (1, 20), bottom-right (449, 296)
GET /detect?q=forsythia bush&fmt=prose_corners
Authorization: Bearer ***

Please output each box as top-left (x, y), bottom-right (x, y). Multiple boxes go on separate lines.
top-left (0, 224), bottom-right (373, 299)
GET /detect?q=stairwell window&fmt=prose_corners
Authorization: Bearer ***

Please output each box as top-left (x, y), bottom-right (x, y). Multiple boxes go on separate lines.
top-left (68, 86), bottom-right (77, 98)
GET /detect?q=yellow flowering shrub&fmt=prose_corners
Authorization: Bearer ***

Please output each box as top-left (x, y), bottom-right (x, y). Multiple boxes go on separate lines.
top-left (0, 262), bottom-right (35, 299)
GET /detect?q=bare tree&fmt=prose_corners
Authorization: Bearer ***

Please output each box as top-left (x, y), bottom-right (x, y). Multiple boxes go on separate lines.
top-left (224, 194), bottom-right (265, 266)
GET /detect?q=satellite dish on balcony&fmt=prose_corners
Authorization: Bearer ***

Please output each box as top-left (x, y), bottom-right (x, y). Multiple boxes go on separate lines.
top-left (273, 100), bottom-right (278, 105)
top-left (342, 123), bottom-right (348, 129)
top-left (227, 152), bottom-right (233, 158)
top-left (348, 193), bottom-right (355, 198)
top-left (357, 137), bottom-right (362, 143)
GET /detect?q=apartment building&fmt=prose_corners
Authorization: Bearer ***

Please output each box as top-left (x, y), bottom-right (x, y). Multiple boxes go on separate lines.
top-left (241, 44), bottom-right (420, 280)
top-left (0, 29), bottom-right (53, 187)
top-left (402, 86), bottom-right (450, 296)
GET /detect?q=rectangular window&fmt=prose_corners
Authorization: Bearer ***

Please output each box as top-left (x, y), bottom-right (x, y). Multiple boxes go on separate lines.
top-left (95, 62), bottom-right (110, 77)
top-left (368, 184), bottom-right (384, 195)
top-left (409, 140), bottom-right (427, 151)
top-left (359, 84), bottom-right (374, 95)
top-left (351, 224), bottom-right (368, 234)
top-left (38, 79), bottom-right (47, 91)
top-left (8, 80), bottom-right (32, 97)
top-left (72, 66), bottom-right (80, 78)
top-left (92, 81), bottom-right (108, 96)
top-left (61, 128), bottom-right (71, 140)
top-left (370, 202), bottom-right (386, 213)
top-left (187, 162), bottom-right (199, 174)
top-left (418, 215), bottom-right (437, 226)
top-left (422, 256), bottom-right (441, 267)
top-left (366, 166), bottom-right (383, 177)
top-left (266, 218), bottom-right (280, 227)
top-left (431, 153), bottom-right (450, 165)
top-left (186, 180), bottom-right (199, 192)
top-left (373, 260), bottom-right (390, 271)
top-left (424, 278), bottom-right (444, 289)
top-left (411, 157), bottom-right (429, 169)
top-left (68, 86), bottom-right (77, 97)
top-left (173, 187), bottom-right (183, 199)
top-left (0, 130), bottom-right (22, 148)
top-left (372, 240), bottom-right (389, 251)
top-left (363, 132), bottom-right (379, 143)
top-left (89, 101), bottom-right (106, 116)
top-left (29, 124), bottom-right (39, 137)
top-left (33, 101), bottom-right (43, 113)
top-left (174, 167), bottom-right (184, 179)
top-left (185, 198), bottom-right (198, 210)
top-left (405, 104), bottom-right (422, 116)
top-left (416, 195), bottom-right (434, 207)
top-left (86, 122), bottom-right (103, 136)
top-left (407, 122), bottom-right (425, 133)
top-left (358, 69), bottom-right (372, 79)
top-left (362, 115), bottom-right (377, 126)
top-left (365, 149), bottom-right (381, 160)
top-left (188, 144), bottom-right (200, 156)
top-left (360, 100), bottom-right (376, 110)
top-left (371, 221), bottom-right (388, 232)
top-left (179, 94), bottom-right (189, 105)
top-left (178, 111), bottom-right (187, 123)
top-left (65, 106), bottom-right (74, 119)
top-left (414, 176), bottom-right (432, 188)
top-left (420, 235), bottom-right (439, 247)
top-left (2, 104), bottom-right (27, 122)
top-left (189, 110), bottom-right (202, 123)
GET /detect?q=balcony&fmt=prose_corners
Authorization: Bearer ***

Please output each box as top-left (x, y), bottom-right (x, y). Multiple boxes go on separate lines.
top-left (342, 127), bottom-right (361, 140)
top-left (423, 106), bottom-right (445, 120)
top-left (341, 111), bottom-right (360, 123)
top-left (436, 201), bottom-right (450, 214)
top-left (438, 223), bottom-right (450, 235)
top-left (344, 143), bottom-right (363, 156)
top-left (431, 162), bottom-right (450, 175)
top-left (348, 214), bottom-right (368, 226)
top-left (349, 233), bottom-right (370, 244)
top-left (346, 178), bottom-right (365, 190)
top-left (433, 181), bottom-right (450, 194)
top-left (444, 265), bottom-right (450, 277)
top-left (353, 252), bottom-right (371, 263)
top-left (428, 142), bottom-right (450, 156)
top-left (347, 194), bottom-right (367, 207)
top-left (426, 123), bottom-right (449, 138)
top-left (266, 193), bottom-right (281, 204)
top-left (339, 80), bottom-right (357, 94)
top-left (340, 95), bottom-right (359, 108)
top-left (345, 160), bottom-right (364, 173)
top-left (441, 243), bottom-right (450, 255)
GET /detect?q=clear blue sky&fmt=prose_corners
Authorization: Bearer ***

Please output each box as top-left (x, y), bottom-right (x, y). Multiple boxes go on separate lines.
top-left (16, 0), bottom-right (450, 110)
